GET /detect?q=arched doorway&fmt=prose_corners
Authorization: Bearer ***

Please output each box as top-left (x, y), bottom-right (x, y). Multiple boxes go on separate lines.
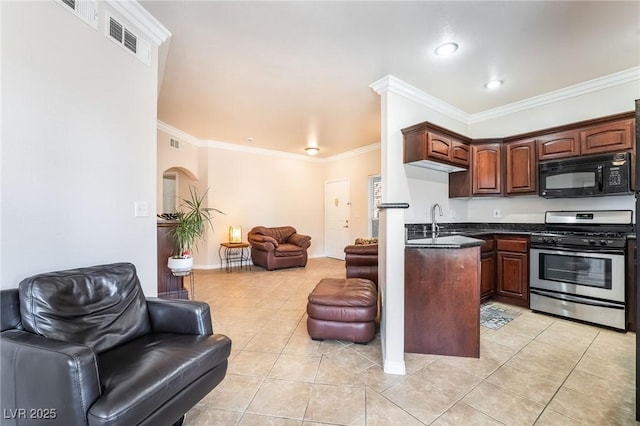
top-left (160, 166), bottom-right (198, 215)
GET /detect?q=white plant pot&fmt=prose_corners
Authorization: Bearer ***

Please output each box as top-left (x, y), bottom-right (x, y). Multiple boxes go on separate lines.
top-left (168, 256), bottom-right (193, 276)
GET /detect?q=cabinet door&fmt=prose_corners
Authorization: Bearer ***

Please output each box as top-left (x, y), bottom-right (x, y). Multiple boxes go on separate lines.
top-left (496, 251), bottom-right (529, 306)
top-left (505, 139), bottom-right (537, 195)
top-left (480, 236), bottom-right (495, 301)
top-left (427, 132), bottom-right (453, 162)
top-left (537, 130), bottom-right (580, 160)
top-left (580, 118), bottom-right (634, 155)
top-left (450, 140), bottom-right (470, 167)
top-left (481, 252), bottom-right (495, 301)
top-left (472, 143), bottom-right (502, 195)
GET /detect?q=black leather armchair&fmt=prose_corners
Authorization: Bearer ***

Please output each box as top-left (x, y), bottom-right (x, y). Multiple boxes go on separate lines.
top-left (0, 262), bottom-right (232, 426)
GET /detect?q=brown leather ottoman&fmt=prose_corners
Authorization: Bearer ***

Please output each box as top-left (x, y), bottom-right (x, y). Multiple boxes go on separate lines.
top-left (306, 278), bottom-right (377, 343)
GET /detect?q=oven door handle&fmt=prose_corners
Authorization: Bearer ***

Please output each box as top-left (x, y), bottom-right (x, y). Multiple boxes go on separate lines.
top-left (529, 245), bottom-right (625, 255)
top-left (530, 288), bottom-right (625, 309)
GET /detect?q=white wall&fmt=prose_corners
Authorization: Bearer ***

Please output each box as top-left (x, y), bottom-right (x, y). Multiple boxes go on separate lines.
top-left (1, 2), bottom-right (160, 292)
top-left (201, 147), bottom-right (325, 267)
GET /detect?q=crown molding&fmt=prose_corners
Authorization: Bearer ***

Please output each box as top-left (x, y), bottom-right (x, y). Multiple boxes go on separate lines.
top-left (468, 66), bottom-right (640, 124)
top-left (369, 75), bottom-right (470, 123)
top-left (105, 0), bottom-right (171, 46)
top-left (203, 138), bottom-right (320, 162)
top-left (157, 121), bottom-right (381, 163)
top-left (325, 143), bottom-right (381, 162)
top-left (371, 68), bottom-right (640, 126)
top-left (157, 121), bottom-right (204, 147)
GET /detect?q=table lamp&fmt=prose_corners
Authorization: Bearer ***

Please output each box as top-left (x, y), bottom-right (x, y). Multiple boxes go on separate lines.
top-left (229, 226), bottom-right (242, 243)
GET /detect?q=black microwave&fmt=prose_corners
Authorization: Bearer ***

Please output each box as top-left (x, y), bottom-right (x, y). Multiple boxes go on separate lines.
top-left (539, 152), bottom-right (632, 198)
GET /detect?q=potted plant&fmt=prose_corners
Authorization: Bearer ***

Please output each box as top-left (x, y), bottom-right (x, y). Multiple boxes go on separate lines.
top-left (167, 185), bottom-right (224, 276)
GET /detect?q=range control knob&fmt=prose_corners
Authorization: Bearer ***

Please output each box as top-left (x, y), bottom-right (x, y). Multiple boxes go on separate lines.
top-left (599, 240), bottom-right (607, 246)
top-left (588, 239), bottom-right (596, 245)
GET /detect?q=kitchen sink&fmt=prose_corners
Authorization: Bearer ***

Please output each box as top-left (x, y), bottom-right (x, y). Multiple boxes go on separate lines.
top-left (411, 230), bottom-right (466, 239)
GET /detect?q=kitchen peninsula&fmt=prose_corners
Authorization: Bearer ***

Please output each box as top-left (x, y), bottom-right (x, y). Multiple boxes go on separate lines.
top-left (405, 235), bottom-right (484, 358)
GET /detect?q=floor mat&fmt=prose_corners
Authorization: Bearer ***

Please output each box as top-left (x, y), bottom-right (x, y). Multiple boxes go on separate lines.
top-left (480, 303), bottom-right (521, 329)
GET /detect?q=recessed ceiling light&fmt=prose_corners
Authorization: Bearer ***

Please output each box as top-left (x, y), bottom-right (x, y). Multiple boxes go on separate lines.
top-left (305, 146), bottom-right (320, 156)
top-left (484, 80), bottom-right (504, 89)
top-left (434, 42), bottom-right (459, 56)
top-left (247, 137), bottom-right (253, 142)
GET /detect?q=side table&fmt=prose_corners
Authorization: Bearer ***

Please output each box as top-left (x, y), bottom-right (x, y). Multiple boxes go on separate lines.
top-left (219, 242), bottom-right (251, 273)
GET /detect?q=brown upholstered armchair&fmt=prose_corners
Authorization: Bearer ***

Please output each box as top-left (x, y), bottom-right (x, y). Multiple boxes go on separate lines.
top-left (344, 240), bottom-right (378, 287)
top-left (248, 226), bottom-right (311, 271)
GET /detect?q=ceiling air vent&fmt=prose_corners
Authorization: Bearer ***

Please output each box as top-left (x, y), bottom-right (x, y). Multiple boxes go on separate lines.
top-left (56, 0), bottom-right (98, 29)
top-left (105, 13), bottom-right (151, 67)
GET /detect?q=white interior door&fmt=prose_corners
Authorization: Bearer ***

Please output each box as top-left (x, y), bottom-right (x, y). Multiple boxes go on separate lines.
top-left (325, 179), bottom-right (351, 260)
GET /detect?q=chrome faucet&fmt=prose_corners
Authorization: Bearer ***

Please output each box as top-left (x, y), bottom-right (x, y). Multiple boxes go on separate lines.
top-left (431, 203), bottom-right (443, 234)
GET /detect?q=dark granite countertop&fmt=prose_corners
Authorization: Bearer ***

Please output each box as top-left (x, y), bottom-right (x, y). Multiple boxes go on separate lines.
top-left (405, 235), bottom-right (484, 249)
top-left (405, 222), bottom-right (636, 242)
top-left (405, 222), bottom-right (545, 241)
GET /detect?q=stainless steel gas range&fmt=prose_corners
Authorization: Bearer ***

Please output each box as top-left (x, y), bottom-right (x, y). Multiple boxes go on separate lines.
top-left (529, 210), bottom-right (633, 330)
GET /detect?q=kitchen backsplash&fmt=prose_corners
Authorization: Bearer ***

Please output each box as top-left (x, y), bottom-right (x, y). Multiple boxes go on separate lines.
top-left (405, 173), bottom-right (636, 224)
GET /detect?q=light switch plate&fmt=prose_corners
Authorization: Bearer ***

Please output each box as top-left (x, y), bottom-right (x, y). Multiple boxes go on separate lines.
top-left (135, 201), bottom-right (149, 217)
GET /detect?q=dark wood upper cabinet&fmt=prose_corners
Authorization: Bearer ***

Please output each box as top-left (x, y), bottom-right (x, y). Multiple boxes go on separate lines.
top-left (505, 139), bottom-right (537, 195)
top-left (449, 141), bottom-right (502, 198)
top-left (427, 132), bottom-right (453, 162)
top-left (472, 143), bottom-right (502, 195)
top-left (537, 130), bottom-right (580, 161)
top-left (580, 118), bottom-right (634, 155)
top-left (402, 124), bottom-right (470, 169)
top-left (424, 131), bottom-right (470, 167)
top-left (450, 140), bottom-right (471, 166)
top-left (406, 111), bottom-right (635, 199)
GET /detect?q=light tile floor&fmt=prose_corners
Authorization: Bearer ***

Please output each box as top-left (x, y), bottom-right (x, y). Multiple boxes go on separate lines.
top-left (184, 258), bottom-right (637, 425)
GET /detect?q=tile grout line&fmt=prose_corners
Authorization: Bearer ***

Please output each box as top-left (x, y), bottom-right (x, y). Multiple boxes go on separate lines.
top-left (528, 322), bottom-right (596, 425)
top-left (430, 316), bottom-right (558, 425)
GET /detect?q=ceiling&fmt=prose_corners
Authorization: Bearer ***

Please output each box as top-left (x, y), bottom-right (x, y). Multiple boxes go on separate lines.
top-left (141, 1), bottom-right (640, 158)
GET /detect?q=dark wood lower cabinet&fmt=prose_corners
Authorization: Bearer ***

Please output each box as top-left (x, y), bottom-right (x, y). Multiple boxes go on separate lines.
top-left (157, 222), bottom-right (188, 299)
top-left (480, 237), bottom-right (496, 302)
top-left (494, 236), bottom-right (530, 308)
top-left (405, 247), bottom-right (480, 358)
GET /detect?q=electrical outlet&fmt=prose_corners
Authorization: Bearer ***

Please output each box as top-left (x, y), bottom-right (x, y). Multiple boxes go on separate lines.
top-left (493, 209), bottom-right (501, 218)
top-left (449, 209), bottom-right (456, 219)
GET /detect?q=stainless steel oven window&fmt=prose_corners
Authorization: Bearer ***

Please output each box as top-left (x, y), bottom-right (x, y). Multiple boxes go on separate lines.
top-left (545, 171), bottom-right (595, 190)
top-left (538, 251), bottom-right (611, 289)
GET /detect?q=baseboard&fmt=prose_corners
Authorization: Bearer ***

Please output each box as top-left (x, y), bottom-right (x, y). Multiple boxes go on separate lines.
top-left (383, 359), bottom-right (406, 375)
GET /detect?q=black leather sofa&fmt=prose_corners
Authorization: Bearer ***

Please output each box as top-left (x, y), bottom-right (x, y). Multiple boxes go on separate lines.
top-left (0, 262), bottom-right (232, 426)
